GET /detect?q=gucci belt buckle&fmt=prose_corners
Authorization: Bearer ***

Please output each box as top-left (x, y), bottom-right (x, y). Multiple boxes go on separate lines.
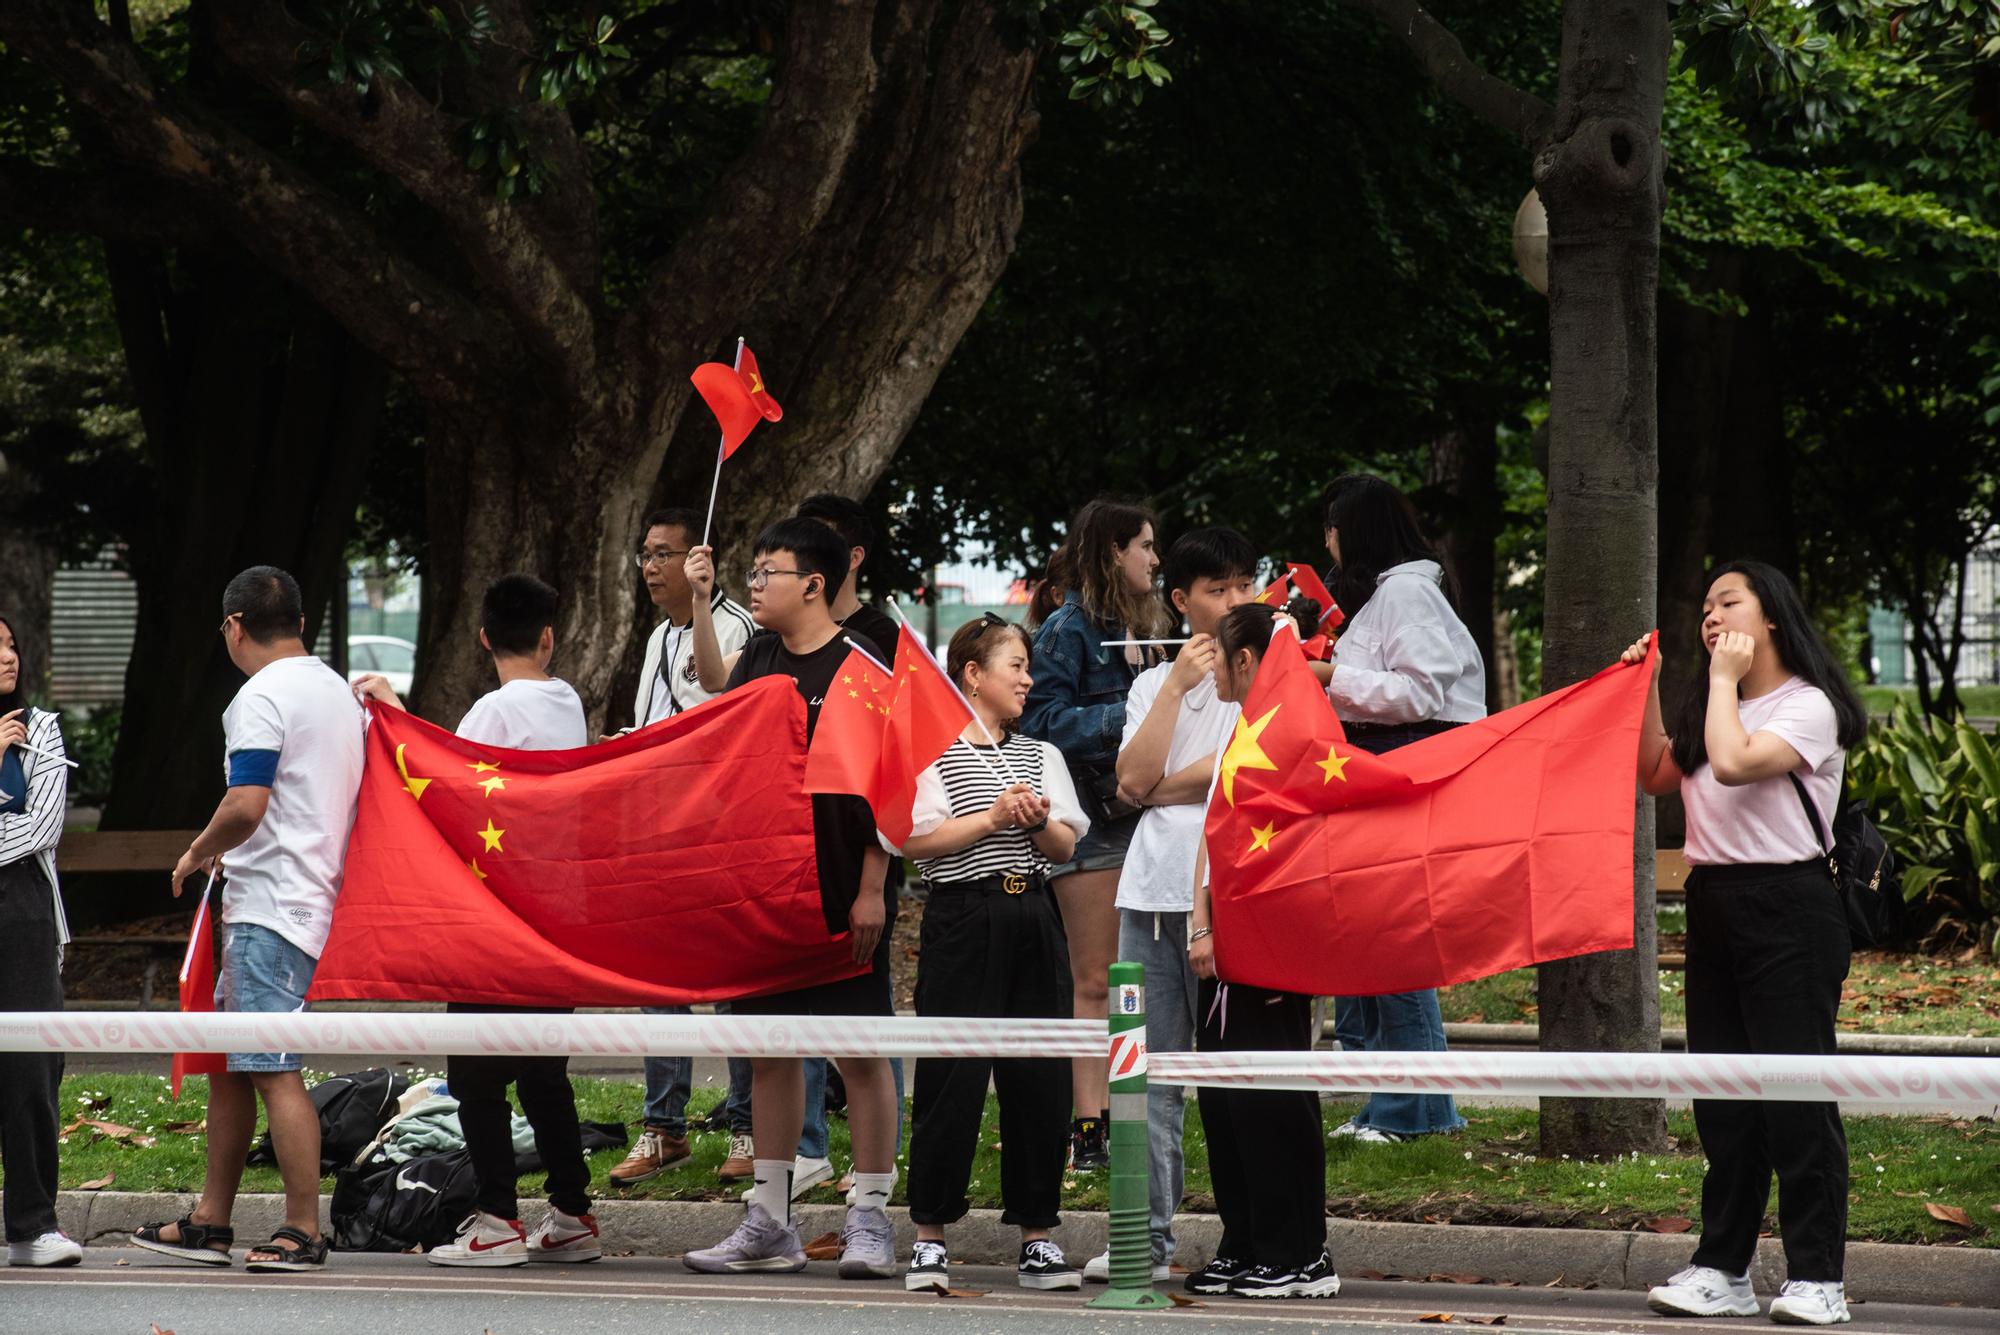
top-left (1001, 873), bottom-right (1028, 895)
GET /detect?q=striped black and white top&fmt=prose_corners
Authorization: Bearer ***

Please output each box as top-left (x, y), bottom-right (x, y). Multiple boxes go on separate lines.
top-left (895, 734), bottom-right (1089, 884)
top-left (0, 707), bottom-right (71, 963)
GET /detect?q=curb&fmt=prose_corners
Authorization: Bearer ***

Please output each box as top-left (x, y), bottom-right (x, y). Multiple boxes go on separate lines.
top-left (58, 1192), bottom-right (1999, 1308)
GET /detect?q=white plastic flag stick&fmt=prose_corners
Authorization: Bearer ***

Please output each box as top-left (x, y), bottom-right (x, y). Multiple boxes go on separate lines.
top-left (179, 869), bottom-right (218, 985)
top-left (1101, 638), bottom-right (1190, 648)
top-left (884, 602), bottom-right (1032, 791)
top-left (15, 744), bottom-right (79, 769)
top-left (699, 336), bottom-right (745, 549)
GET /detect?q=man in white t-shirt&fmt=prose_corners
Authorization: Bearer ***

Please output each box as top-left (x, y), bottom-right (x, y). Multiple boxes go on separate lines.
top-left (1083, 529), bottom-right (1257, 1282)
top-left (138, 566), bottom-right (364, 1273)
top-left (357, 573), bottom-right (601, 1267)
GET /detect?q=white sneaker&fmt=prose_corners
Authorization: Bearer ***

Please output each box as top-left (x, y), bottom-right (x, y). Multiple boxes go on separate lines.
top-left (427, 1212), bottom-right (528, 1267)
top-left (526, 1207), bottom-right (601, 1264)
top-left (683, 1202), bottom-right (805, 1273)
top-left (837, 1205), bottom-right (896, 1279)
top-left (8, 1231), bottom-right (83, 1267)
top-left (1081, 1248), bottom-right (1171, 1283)
top-left (1768, 1280), bottom-right (1851, 1325)
top-left (738, 1154), bottom-right (836, 1203)
top-left (1647, 1264), bottom-right (1760, 1317)
top-left (1329, 1117), bottom-right (1366, 1138)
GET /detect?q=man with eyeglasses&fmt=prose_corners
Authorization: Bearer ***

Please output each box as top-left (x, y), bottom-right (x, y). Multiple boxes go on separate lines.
top-left (606, 507), bottom-right (757, 1192)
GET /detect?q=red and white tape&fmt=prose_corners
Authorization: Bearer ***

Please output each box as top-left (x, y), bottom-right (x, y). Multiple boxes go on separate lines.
top-left (1149, 1050), bottom-right (2000, 1106)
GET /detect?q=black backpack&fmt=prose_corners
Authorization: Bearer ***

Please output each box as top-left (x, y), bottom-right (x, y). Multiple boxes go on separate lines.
top-left (331, 1149), bottom-right (480, 1253)
top-left (248, 1068), bottom-right (410, 1173)
top-left (1789, 773), bottom-right (1902, 947)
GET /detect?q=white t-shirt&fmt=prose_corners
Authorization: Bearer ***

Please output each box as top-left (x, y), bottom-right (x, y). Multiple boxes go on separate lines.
top-left (635, 594), bottom-right (757, 726)
top-left (1114, 664), bottom-right (1240, 912)
top-left (220, 656), bottom-right (366, 957)
top-left (1681, 675), bottom-right (1845, 867)
top-left (458, 677), bottom-right (589, 751)
top-left (1327, 560), bottom-right (1487, 725)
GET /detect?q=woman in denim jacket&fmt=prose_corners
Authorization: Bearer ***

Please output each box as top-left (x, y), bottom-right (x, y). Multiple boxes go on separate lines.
top-left (1020, 499), bottom-right (1165, 1170)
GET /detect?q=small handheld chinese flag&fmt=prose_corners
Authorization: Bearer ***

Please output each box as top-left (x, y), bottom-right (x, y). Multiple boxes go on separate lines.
top-left (691, 342), bottom-right (783, 460)
top-left (805, 626), bottom-right (969, 844)
top-left (171, 874), bottom-right (225, 1098)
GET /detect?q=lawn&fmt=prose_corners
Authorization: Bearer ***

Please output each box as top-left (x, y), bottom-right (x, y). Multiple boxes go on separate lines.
top-left (1859, 684), bottom-right (2000, 719)
top-left (1439, 951), bottom-right (2000, 1038)
top-left (39, 1072), bottom-right (2000, 1249)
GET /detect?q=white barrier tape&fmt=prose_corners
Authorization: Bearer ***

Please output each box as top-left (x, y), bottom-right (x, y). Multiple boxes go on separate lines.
top-left (0, 1012), bottom-right (1101, 1061)
top-left (1149, 1050), bottom-right (2000, 1106)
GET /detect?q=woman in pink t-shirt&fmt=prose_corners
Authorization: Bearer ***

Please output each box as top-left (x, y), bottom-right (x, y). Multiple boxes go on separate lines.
top-left (1620, 561), bottom-right (1868, 1327)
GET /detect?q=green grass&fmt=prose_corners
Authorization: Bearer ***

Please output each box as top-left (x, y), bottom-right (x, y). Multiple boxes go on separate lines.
top-left (37, 1072), bottom-right (2000, 1248)
top-left (1440, 954), bottom-right (2000, 1038)
top-left (1859, 684), bottom-right (2000, 718)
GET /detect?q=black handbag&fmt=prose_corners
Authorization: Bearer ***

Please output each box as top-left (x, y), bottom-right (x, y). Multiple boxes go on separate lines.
top-left (1788, 772), bottom-right (1902, 947)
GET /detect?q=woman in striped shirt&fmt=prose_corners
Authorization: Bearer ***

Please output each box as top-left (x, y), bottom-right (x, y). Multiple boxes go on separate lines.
top-left (0, 613), bottom-right (81, 1267)
top-left (890, 614), bottom-right (1090, 1294)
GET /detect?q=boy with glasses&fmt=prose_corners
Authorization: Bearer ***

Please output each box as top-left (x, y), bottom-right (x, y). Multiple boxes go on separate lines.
top-left (683, 518), bottom-right (901, 1280)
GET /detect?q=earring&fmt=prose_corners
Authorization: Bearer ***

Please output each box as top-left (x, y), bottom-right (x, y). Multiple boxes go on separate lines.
top-left (970, 686), bottom-right (979, 698)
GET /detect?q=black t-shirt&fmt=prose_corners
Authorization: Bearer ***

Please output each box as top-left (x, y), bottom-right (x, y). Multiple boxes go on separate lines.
top-left (727, 624), bottom-right (896, 935)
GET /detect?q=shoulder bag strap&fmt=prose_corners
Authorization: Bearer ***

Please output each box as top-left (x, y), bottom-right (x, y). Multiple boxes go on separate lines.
top-left (1786, 771), bottom-right (1833, 860)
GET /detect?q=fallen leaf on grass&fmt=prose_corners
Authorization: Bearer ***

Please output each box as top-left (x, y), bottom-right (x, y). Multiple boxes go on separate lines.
top-left (1924, 1203), bottom-right (1975, 1228)
top-left (164, 1120), bottom-right (206, 1135)
top-left (1641, 1216), bottom-right (1694, 1234)
top-left (801, 1231), bottom-right (843, 1260)
top-left (78, 1172), bottom-right (115, 1191)
top-left (1166, 1292), bottom-right (1204, 1307)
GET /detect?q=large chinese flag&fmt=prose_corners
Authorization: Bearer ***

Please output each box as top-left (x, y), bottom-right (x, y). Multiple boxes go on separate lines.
top-left (1205, 626), bottom-right (1656, 996)
top-left (171, 881), bottom-right (225, 1098)
top-left (804, 625), bottom-right (968, 843)
top-left (310, 676), bottom-right (862, 1007)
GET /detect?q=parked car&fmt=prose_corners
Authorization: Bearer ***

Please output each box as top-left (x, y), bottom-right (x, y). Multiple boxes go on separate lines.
top-left (347, 634), bottom-right (417, 696)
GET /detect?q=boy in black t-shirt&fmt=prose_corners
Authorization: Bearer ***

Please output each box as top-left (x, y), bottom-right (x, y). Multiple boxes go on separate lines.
top-left (683, 518), bottom-right (900, 1281)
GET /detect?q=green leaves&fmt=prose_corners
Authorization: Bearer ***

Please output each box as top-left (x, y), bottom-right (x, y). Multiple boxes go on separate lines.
top-left (1023, 0), bottom-right (1174, 108)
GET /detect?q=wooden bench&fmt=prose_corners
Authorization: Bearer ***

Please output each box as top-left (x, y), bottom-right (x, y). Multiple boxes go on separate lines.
top-left (55, 831), bottom-right (201, 1008)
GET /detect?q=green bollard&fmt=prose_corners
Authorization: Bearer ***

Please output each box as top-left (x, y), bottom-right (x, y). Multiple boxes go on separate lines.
top-left (1087, 960), bottom-right (1172, 1310)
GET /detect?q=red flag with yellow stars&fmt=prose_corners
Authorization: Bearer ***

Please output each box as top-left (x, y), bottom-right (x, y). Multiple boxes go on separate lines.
top-left (1254, 563), bottom-right (1344, 657)
top-left (1204, 624), bottom-right (1656, 996)
top-left (691, 343), bottom-right (784, 460)
top-left (309, 676), bottom-right (861, 1007)
top-left (804, 625), bottom-right (970, 843)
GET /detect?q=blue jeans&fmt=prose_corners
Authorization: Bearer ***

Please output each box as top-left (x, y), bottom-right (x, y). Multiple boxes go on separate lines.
top-left (1333, 990), bottom-right (1465, 1136)
top-left (216, 922), bottom-right (316, 1074)
top-left (641, 1006), bottom-right (693, 1135)
top-left (1118, 909), bottom-right (1198, 1263)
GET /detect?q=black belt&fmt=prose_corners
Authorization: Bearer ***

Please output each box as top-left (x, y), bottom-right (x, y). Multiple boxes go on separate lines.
top-left (929, 871), bottom-right (1049, 896)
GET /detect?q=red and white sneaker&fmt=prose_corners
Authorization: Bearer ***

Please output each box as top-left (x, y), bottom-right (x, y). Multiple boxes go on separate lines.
top-left (527, 1207), bottom-right (602, 1264)
top-left (427, 1212), bottom-right (528, 1267)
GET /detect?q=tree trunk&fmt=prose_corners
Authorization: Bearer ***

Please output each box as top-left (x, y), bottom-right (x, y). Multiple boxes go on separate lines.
top-left (1531, 0), bottom-right (1671, 1158)
top-left (1428, 420), bottom-right (1501, 711)
top-left (0, 468), bottom-right (59, 694)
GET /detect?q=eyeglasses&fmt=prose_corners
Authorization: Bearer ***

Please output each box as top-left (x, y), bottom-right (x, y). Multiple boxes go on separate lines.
top-left (218, 612), bottom-right (240, 637)
top-left (745, 567), bottom-right (809, 589)
top-left (634, 549), bottom-right (689, 570)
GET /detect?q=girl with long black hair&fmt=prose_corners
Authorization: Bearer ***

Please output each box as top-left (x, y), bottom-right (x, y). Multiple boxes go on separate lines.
top-left (1319, 473), bottom-right (1480, 1142)
top-left (1628, 562), bottom-right (1866, 1327)
top-left (0, 613), bottom-right (80, 1266)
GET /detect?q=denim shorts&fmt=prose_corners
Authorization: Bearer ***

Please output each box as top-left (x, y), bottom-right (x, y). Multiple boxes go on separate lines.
top-left (214, 922), bottom-right (316, 1074)
top-left (1048, 806), bottom-right (1141, 878)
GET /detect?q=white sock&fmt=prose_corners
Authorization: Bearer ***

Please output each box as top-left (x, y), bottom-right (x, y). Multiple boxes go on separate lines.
top-left (851, 1171), bottom-right (895, 1213)
top-left (750, 1159), bottom-right (793, 1223)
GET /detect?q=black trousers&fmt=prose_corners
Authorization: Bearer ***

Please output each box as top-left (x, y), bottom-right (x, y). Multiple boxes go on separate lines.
top-left (0, 858), bottom-right (64, 1242)
top-left (446, 1004), bottom-right (591, 1221)
top-left (1195, 977), bottom-right (1325, 1268)
top-left (906, 882), bottom-right (1072, 1228)
top-left (1685, 861), bottom-right (1850, 1282)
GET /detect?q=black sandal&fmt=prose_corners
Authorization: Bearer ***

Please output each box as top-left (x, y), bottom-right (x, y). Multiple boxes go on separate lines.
top-left (244, 1226), bottom-right (329, 1273)
top-left (131, 1214), bottom-right (234, 1266)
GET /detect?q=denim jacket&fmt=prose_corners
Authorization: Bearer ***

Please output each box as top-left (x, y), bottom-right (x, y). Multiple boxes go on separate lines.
top-left (1020, 591), bottom-right (1147, 772)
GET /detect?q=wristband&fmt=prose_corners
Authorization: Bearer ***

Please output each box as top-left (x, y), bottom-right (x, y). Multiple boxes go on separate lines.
top-left (1022, 818), bottom-right (1049, 835)
top-left (1189, 926), bottom-right (1213, 942)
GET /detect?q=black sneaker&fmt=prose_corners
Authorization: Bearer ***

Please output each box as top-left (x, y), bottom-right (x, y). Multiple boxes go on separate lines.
top-left (1228, 1251), bottom-right (1341, 1299)
top-left (904, 1240), bottom-right (948, 1292)
top-left (1068, 1117), bottom-right (1107, 1172)
top-left (1017, 1239), bottom-right (1081, 1291)
top-left (1185, 1254), bottom-right (1253, 1295)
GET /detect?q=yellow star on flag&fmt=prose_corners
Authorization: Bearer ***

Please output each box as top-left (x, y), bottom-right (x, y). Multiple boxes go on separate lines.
top-left (842, 674), bottom-right (854, 684)
top-left (478, 819), bottom-right (505, 853)
top-left (1248, 820), bottom-right (1278, 853)
top-left (1218, 704), bottom-right (1280, 807)
top-left (479, 775), bottom-right (507, 796)
top-left (467, 760), bottom-right (500, 774)
top-left (468, 858), bottom-right (488, 881)
top-left (1315, 744), bottom-right (1350, 784)
top-left (394, 744), bottom-right (430, 801)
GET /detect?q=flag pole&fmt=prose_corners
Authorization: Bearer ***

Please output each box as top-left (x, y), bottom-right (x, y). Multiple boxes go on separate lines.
top-left (699, 336), bottom-right (745, 550)
top-left (180, 868), bottom-right (217, 984)
top-left (885, 601), bottom-right (1032, 791)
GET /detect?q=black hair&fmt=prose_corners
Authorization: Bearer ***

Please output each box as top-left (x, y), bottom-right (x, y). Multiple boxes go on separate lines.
top-left (0, 612), bottom-right (26, 715)
top-left (1161, 527), bottom-right (1257, 595)
top-left (481, 573), bottom-right (559, 657)
top-left (1322, 473), bottom-right (1458, 620)
top-left (642, 507), bottom-right (706, 547)
top-left (795, 493), bottom-right (877, 565)
top-left (222, 565), bottom-right (304, 645)
top-left (752, 516), bottom-right (848, 603)
top-left (1668, 560), bottom-right (1869, 773)
top-left (1216, 602), bottom-right (1280, 665)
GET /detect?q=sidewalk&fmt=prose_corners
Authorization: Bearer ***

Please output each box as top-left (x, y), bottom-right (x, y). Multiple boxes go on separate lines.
top-left (58, 1192), bottom-right (1999, 1309)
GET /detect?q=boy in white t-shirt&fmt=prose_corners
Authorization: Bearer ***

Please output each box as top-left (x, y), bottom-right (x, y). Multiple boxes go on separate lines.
top-left (354, 574), bottom-right (599, 1268)
top-left (1083, 529), bottom-right (1258, 1282)
top-left (137, 566), bottom-right (364, 1274)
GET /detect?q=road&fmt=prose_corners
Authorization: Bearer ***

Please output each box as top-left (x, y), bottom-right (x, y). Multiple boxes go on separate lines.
top-left (3, 1252), bottom-right (1990, 1335)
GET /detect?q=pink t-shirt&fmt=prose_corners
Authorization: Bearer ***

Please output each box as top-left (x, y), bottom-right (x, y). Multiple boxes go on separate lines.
top-left (1680, 675), bottom-right (1844, 867)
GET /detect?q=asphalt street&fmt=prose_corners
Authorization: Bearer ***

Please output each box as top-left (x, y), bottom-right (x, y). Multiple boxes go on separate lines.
top-left (3, 1252), bottom-right (1992, 1335)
